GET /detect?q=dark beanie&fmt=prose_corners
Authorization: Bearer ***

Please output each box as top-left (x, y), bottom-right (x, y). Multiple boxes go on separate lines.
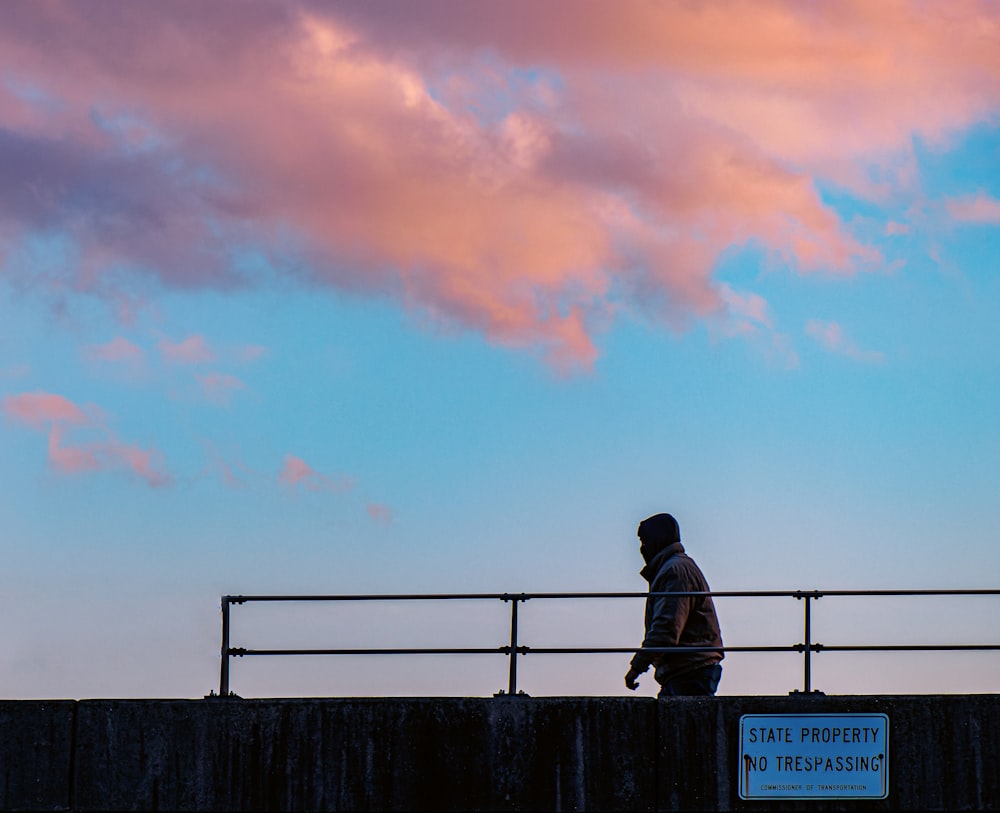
top-left (637, 513), bottom-right (681, 558)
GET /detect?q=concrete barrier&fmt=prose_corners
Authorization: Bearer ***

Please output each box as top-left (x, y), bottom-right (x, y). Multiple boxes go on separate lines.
top-left (0, 701), bottom-right (75, 812)
top-left (1, 695), bottom-right (997, 811)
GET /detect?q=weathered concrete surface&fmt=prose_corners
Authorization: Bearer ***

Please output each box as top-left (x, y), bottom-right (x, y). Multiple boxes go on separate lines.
top-left (69, 698), bottom-right (654, 812)
top-left (1, 695), bottom-right (998, 811)
top-left (0, 701), bottom-right (75, 812)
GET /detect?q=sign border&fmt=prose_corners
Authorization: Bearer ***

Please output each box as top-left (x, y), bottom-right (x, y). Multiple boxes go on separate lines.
top-left (738, 712), bottom-right (889, 801)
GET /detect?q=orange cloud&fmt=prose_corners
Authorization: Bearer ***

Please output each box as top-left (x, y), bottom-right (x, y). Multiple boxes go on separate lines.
top-left (0, 2), bottom-right (997, 365)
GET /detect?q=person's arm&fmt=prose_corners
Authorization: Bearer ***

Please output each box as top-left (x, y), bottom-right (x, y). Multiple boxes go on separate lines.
top-left (624, 664), bottom-right (644, 690)
top-left (625, 568), bottom-right (691, 688)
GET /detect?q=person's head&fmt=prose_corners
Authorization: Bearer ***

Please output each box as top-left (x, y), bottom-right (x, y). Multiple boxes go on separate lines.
top-left (637, 513), bottom-right (680, 562)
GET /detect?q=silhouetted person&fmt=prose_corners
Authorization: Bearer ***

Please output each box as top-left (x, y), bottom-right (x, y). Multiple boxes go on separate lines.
top-left (625, 513), bottom-right (724, 696)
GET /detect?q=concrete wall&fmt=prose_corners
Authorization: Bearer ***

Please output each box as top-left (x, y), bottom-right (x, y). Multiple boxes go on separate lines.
top-left (1, 695), bottom-right (997, 811)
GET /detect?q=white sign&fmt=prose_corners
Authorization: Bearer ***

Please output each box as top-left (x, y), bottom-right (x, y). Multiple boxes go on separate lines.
top-left (739, 713), bottom-right (889, 800)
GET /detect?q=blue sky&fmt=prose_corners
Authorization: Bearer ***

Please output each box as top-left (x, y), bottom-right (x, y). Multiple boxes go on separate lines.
top-left (2, 2), bottom-right (999, 699)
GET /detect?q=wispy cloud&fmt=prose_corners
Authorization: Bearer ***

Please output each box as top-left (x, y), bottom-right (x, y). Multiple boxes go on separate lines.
top-left (278, 454), bottom-right (356, 494)
top-left (366, 502), bottom-right (393, 524)
top-left (946, 192), bottom-right (1000, 224)
top-left (237, 344), bottom-right (268, 363)
top-left (3, 390), bottom-right (171, 487)
top-left (718, 284), bottom-right (774, 336)
top-left (199, 441), bottom-right (251, 489)
top-left (46, 423), bottom-right (101, 474)
top-left (158, 335), bottom-right (214, 365)
top-left (197, 372), bottom-right (246, 405)
top-left (805, 319), bottom-right (885, 364)
top-left (84, 336), bottom-right (144, 364)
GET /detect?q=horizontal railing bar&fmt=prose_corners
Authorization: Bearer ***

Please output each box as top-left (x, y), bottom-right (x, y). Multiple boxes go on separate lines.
top-left (780, 589), bottom-right (1000, 597)
top-left (815, 644), bottom-right (1000, 652)
top-left (231, 645), bottom-right (731, 655)
top-left (223, 589), bottom-right (1000, 604)
top-left (520, 589), bottom-right (1000, 598)
top-left (527, 644), bottom-right (1000, 654)
top-left (230, 646), bottom-right (776, 657)
top-left (225, 593), bottom-right (523, 603)
top-left (486, 646), bottom-right (775, 654)
top-left (228, 643), bottom-right (1000, 657)
top-left (232, 648), bottom-right (511, 656)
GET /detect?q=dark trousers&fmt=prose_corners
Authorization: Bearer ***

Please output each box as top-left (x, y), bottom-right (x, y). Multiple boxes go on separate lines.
top-left (658, 663), bottom-right (722, 697)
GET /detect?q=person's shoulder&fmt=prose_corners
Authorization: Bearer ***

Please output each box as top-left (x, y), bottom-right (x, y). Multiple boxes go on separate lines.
top-left (674, 552), bottom-right (706, 572)
top-left (663, 549), bottom-right (695, 567)
top-left (654, 551), bottom-right (686, 580)
top-left (663, 551), bottom-right (707, 579)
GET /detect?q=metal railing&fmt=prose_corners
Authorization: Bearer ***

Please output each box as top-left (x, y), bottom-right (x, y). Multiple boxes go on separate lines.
top-left (217, 589), bottom-right (1000, 697)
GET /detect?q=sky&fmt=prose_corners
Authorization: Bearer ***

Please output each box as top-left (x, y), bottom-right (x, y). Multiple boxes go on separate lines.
top-left (2, 1), bottom-right (999, 700)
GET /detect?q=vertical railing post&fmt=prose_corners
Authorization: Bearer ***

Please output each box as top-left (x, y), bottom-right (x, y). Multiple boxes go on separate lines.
top-left (507, 595), bottom-right (519, 694)
top-left (803, 592), bottom-right (812, 693)
top-left (220, 596), bottom-right (231, 697)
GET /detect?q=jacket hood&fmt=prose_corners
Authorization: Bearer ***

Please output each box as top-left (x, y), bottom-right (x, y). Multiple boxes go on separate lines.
top-left (637, 513), bottom-right (681, 563)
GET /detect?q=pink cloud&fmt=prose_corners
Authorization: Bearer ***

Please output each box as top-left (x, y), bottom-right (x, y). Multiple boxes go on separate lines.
top-left (278, 454), bottom-right (355, 494)
top-left (197, 372), bottom-right (246, 405)
top-left (200, 441), bottom-right (250, 489)
top-left (109, 440), bottom-right (172, 488)
top-left (366, 503), bottom-right (393, 524)
top-left (805, 319), bottom-right (884, 364)
top-left (237, 344), bottom-right (268, 362)
top-left (158, 335), bottom-right (215, 364)
top-left (45, 426), bottom-right (171, 487)
top-left (47, 424), bottom-right (101, 474)
top-left (85, 336), bottom-right (144, 363)
top-left (4, 389), bottom-right (171, 486)
top-left (3, 391), bottom-right (91, 428)
top-left (278, 454), bottom-right (313, 487)
top-left (215, 457), bottom-right (247, 489)
top-left (718, 284), bottom-right (774, 336)
top-left (946, 193), bottom-right (1000, 224)
top-left (713, 285), bottom-right (799, 367)
top-left (0, 3), bottom-right (997, 364)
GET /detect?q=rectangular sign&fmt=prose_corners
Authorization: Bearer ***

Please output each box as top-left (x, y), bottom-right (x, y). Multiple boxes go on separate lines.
top-left (739, 713), bottom-right (889, 800)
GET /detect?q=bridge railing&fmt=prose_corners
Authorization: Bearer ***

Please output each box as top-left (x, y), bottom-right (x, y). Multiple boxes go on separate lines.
top-left (217, 589), bottom-right (1000, 697)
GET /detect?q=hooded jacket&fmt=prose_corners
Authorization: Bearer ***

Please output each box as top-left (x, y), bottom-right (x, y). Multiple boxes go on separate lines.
top-left (630, 515), bottom-right (724, 681)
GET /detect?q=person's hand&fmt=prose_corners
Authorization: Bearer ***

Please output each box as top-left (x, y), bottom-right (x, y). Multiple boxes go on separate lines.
top-left (624, 667), bottom-right (642, 691)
